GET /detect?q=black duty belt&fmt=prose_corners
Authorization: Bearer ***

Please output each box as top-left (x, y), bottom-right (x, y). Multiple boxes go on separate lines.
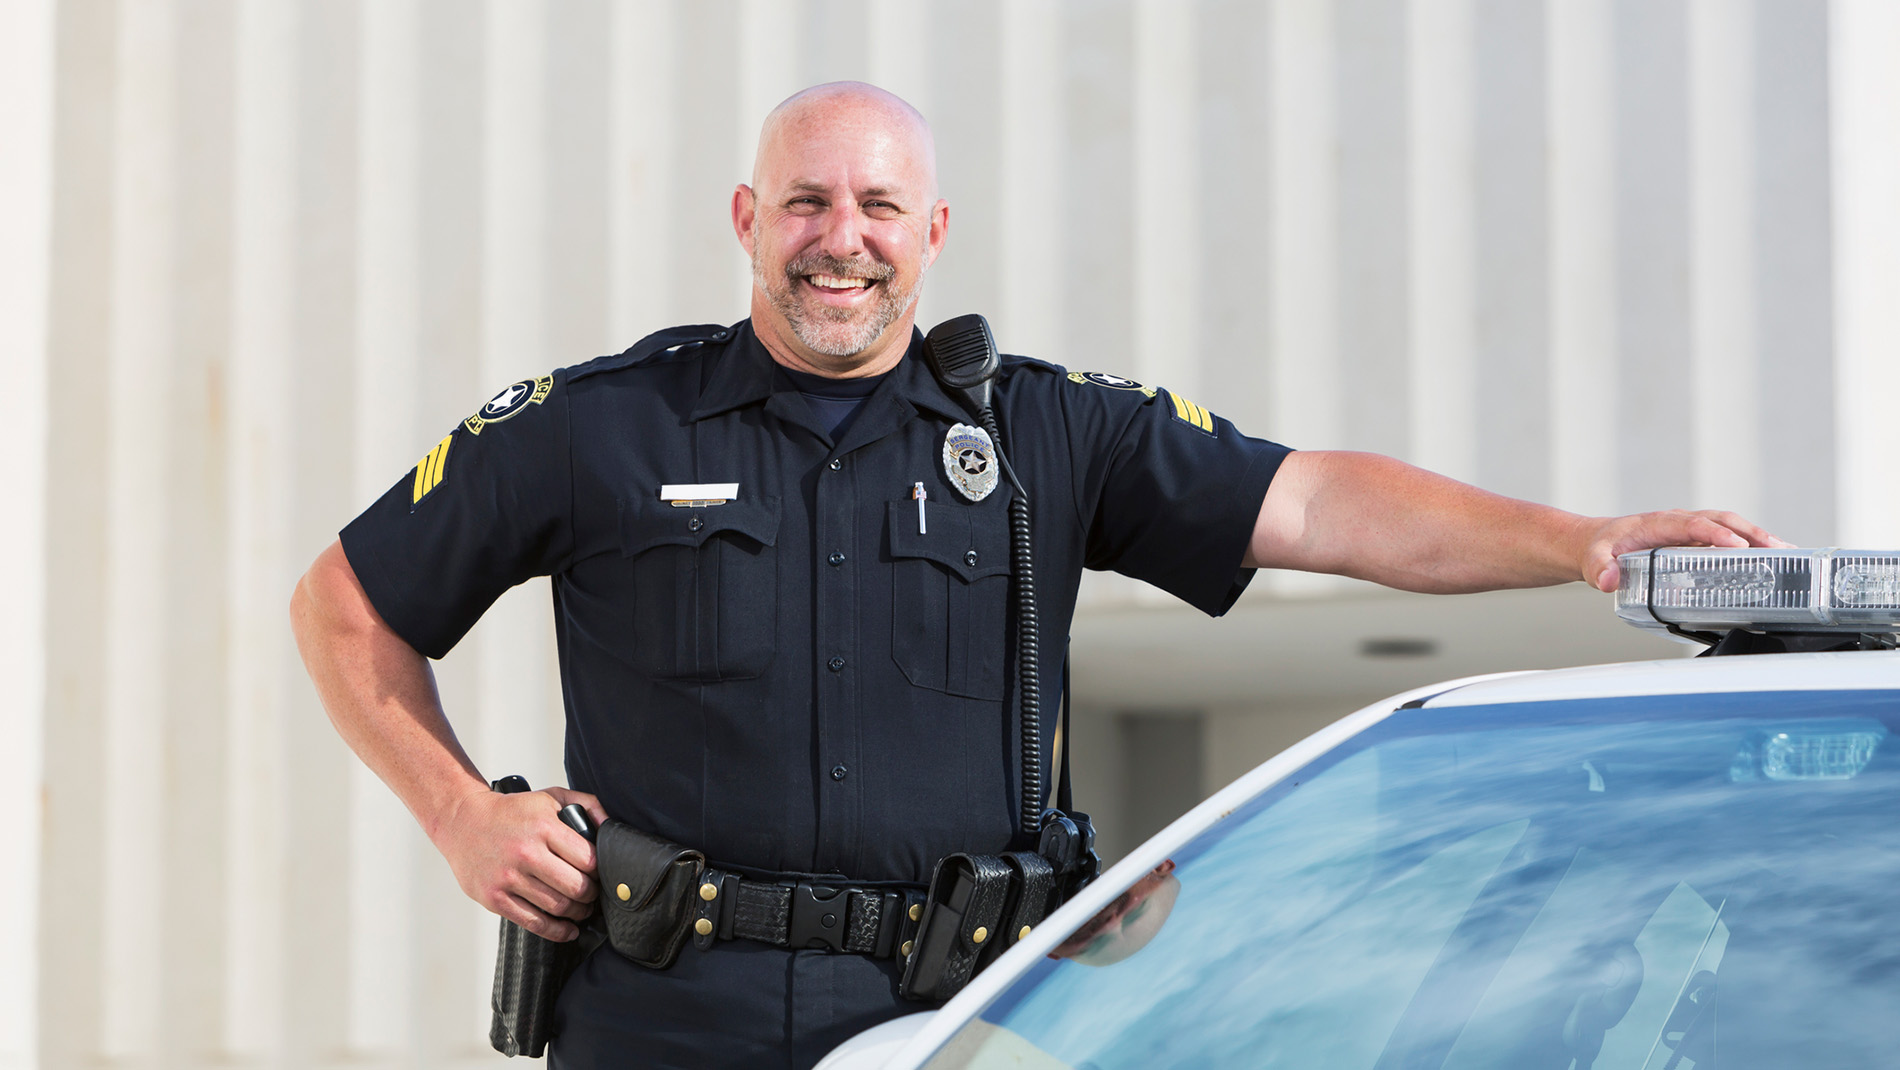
top-left (687, 868), bottom-right (929, 960)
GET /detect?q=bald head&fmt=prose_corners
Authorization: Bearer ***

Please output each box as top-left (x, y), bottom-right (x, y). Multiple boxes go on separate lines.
top-left (753, 82), bottom-right (939, 202)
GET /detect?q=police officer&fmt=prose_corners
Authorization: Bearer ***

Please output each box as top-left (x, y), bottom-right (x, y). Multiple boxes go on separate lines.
top-left (290, 82), bottom-right (1785, 1069)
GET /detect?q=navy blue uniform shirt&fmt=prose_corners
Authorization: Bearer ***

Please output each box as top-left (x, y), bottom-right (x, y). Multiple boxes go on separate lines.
top-left (341, 320), bottom-right (1289, 884)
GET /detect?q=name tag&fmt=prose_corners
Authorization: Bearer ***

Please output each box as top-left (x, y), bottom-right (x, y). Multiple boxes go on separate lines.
top-left (660, 482), bottom-right (739, 507)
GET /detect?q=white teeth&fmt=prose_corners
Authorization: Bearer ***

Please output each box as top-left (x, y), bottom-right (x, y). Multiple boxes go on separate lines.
top-left (808, 273), bottom-right (870, 290)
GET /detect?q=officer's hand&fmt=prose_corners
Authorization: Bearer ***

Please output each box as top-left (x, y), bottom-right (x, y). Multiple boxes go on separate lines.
top-left (434, 786), bottom-right (609, 942)
top-left (1580, 510), bottom-right (1791, 593)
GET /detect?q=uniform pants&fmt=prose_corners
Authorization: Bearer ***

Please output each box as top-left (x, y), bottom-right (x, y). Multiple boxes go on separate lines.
top-left (549, 939), bottom-right (918, 1069)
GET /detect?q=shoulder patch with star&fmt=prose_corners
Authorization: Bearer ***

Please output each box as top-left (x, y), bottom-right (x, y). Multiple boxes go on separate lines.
top-left (464, 374), bottom-right (554, 435)
top-left (1067, 370), bottom-right (1159, 397)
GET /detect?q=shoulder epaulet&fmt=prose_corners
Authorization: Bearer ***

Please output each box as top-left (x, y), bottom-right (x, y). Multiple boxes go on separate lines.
top-left (567, 323), bottom-right (737, 383)
top-left (999, 352), bottom-right (1063, 376)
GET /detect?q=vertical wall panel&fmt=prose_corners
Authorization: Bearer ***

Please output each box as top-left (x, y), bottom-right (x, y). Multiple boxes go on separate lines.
top-left (1831, 0), bottom-right (1900, 545)
top-left (1472, 0), bottom-right (1548, 502)
top-left (545, 0), bottom-right (613, 361)
top-left (996, 0), bottom-right (1063, 364)
top-left (1133, 0), bottom-right (1200, 395)
top-left (1752, 0), bottom-right (1835, 543)
top-left (1268, 0), bottom-right (1339, 451)
top-left (1335, 0), bottom-right (1409, 458)
top-left (40, 0), bottom-right (116, 1062)
top-left (224, 0), bottom-right (296, 1055)
top-left (0, 0), bottom-right (55, 1064)
top-left (1688, 0), bottom-right (1759, 520)
top-left (1613, 0), bottom-right (1693, 512)
top-left (674, 0), bottom-right (747, 325)
top-left (417, 0), bottom-right (485, 429)
top-left (1195, 0), bottom-right (1274, 438)
top-left (920, 0), bottom-right (1000, 336)
top-left (99, 0), bottom-right (176, 1055)
top-left (801, 0), bottom-right (867, 85)
top-left (609, 0), bottom-right (678, 346)
top-left (1408, 0), bottom-right (1476, 483)
top-left (1062, 0), bottom-right (1137, 377)
top-left (867, 0), bottom-right (931, 120)
top-left (1547, 0), bottom-right (1618, 517)
top-left (164, 3), bottom-right (238, 1062)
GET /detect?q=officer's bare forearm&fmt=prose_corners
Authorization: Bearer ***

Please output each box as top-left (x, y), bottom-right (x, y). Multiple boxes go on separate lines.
top-left (1245, 452), bottom-right (1593, 593)
top-left (290, 539), bottom-right (488, 842)
top-left (1245, 451), bottom-right (1781, 593)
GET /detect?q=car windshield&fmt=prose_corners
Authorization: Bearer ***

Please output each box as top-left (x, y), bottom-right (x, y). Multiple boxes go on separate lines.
top-left (925, 689), bottom-right (1900, 1070)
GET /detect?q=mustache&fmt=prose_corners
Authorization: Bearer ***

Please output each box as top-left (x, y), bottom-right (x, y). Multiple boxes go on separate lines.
top-left (785, 253), bottom-right (896, 284)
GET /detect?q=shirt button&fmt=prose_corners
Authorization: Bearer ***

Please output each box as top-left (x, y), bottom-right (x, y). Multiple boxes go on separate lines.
top-left (828, 458), bottom-right (843, 471)
top-left (828, 656), bottom-right (846, 672)
top-left (831, 764), bottom-right (848, 781)
top-left (964, 549), bottom-right (979, 567)
top-left (688, 517), bottom-right (703, 532)
top-left (828, 551), bottom-right (846, 566)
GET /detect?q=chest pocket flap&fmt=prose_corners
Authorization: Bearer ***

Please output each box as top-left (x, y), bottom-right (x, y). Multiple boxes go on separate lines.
top-left (617, 495), bottom-right (780, 682)
top-left (619, 496), bottom-right (780, 553)
top-left (887, 498), bottom-right (1011, 699)
top-left (886, 500), bottom-right (1011, 582)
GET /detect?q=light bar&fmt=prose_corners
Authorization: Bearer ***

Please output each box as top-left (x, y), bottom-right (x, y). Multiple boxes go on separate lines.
top-left (1616, 548), bottom-right (1900, 637)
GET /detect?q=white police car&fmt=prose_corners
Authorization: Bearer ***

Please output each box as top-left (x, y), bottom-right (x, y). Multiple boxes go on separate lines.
top-left (822, 548), bottom-right (1900, 1069)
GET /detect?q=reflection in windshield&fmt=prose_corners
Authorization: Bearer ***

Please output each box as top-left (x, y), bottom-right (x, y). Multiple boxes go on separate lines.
top-left (927, 691), bottom-right (1900, 1070)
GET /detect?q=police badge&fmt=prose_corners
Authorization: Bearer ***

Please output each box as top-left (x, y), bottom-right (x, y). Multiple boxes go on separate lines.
top-left (942, 423), bottom-right (999, 502)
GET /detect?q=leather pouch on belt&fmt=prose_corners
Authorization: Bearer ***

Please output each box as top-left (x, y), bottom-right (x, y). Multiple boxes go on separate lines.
top-left (595, 820), bottom-right (706, 969)
top-left (899, 853), bottom-right (1013, 1002)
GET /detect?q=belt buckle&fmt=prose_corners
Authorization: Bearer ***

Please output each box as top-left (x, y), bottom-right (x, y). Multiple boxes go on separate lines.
top-left (786, 883), bottom-right (848, 952)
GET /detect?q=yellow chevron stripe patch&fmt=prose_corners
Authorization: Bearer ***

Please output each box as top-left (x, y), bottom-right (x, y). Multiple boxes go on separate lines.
top-left (1167, 390), bottom-right (1217, 435)
top-left (411, 434), bottom-right (453, 508)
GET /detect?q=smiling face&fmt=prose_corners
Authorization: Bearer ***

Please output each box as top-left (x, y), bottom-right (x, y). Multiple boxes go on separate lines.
top-left (733, 83), bottom-right (950, 378)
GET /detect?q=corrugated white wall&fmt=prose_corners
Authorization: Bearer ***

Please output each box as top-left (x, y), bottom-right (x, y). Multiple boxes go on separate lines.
top-left (10, 1), bottom-right (1898, 1066)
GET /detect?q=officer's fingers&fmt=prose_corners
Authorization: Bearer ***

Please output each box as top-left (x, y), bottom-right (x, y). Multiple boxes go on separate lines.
top-left (497, 892), bottom-right (580, 942)
top-left (514, 871), bottom-right (592, 922)
top-left (1692, 509), bottom-right (1791, 548)
top-left (523, 844), bottom-right (597, 907)
top-left (545, 820), bottom-right (599, 877)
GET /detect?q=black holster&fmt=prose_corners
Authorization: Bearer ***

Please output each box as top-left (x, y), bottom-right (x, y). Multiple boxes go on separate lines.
top-left (490, 918), bottom-right (592, 1057)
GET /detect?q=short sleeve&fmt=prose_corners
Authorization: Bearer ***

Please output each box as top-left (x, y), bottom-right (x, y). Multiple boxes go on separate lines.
top-left (339, 372), bottom-right (573, 658)
top-left (1062, 374), bottom-right (1291, 616)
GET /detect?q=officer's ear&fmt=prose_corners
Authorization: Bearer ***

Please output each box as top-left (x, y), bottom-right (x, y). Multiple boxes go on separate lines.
top-left (733, 185), bottom-right (759, 254)
top-left (922, 198), bottom-right (949, 270)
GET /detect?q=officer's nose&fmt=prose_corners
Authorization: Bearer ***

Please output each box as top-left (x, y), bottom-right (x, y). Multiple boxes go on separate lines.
top-left (818, 204), bottom-right (867, 261)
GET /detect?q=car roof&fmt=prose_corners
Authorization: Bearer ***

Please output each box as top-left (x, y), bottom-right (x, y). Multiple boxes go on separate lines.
top-left (1422, 648), bottom-right (1900, 706)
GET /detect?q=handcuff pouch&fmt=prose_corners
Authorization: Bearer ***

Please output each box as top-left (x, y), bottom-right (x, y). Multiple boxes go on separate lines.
top-left (976, 851), bottom-right (1056, 972)
top-left (595, 819), bottom-right (705, 969)
top-left (899, 853), bottom-right (1013, 1001)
